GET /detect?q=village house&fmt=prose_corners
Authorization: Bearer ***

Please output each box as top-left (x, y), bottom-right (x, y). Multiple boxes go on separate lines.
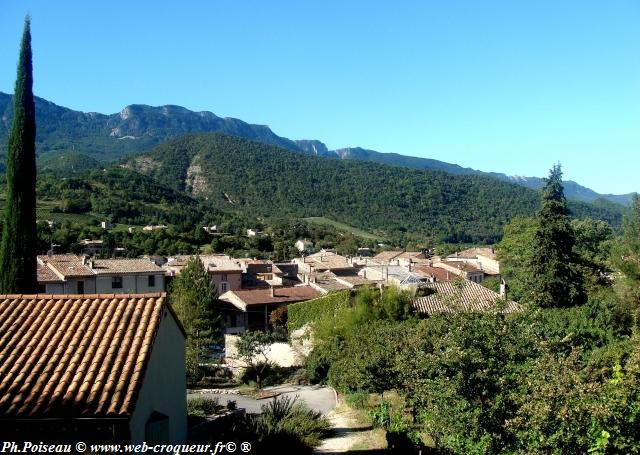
top-left (218, 285), bottom-right (321, 333)
top-left (434, 260), bottom-right (486, 283)
top-left (411, 263), bottom-right (454, 282)
top-left (79, 239), bottom-right (103, 255)
top-left (164, 254), bottom-right (243, 296)
top-left (294, 239), bottom-right (314, 253)
top-left (307, 270), bottom-right (377, 294)
top-left (446, 247), bottom-right (501, 276)
top-left (371, 250), bottom-right (426, 266)
top-left (37, 254), bottom-right (166, 294)
top-left (0, 293), bottom-right (186, 444)
top-left (292, 250), bottom-right (356, 280)
top-left (359, 264), bottom-right (426, 288)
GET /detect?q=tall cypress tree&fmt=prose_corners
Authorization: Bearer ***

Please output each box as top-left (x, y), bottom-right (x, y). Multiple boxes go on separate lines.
top-left (0, 18), bottom-right (38, 294)
top-left (530, 164), bottom-right (586, 308)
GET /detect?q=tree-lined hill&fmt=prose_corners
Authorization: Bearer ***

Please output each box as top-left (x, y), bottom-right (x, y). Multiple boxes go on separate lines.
top-left (0, 92), bottom-right (635, 205)
top-left (125, 133), bottom-right (622, 244)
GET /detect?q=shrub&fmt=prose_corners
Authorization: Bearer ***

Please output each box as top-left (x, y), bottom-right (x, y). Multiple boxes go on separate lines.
top-left (255, 396), bottom-right (331, 453)
top-left (345, 391), bottom-right (369, 409)
top-left (188, 396), bottom-right (220, 417)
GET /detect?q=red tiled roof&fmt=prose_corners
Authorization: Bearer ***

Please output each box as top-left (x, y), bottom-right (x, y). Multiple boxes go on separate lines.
top-left (0, 293), bottom-right (170, 418)
top-left (225, 286), bottom-right (320, 306)
top-left (412, 265), bottom-right (453, 282)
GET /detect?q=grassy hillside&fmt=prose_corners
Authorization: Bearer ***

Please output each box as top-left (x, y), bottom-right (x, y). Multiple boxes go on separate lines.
top-left (126, 133), bottom-right (622, 244)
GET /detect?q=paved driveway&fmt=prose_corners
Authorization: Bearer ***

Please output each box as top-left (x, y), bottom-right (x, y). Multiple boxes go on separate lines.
top-left (189, 385), bottom-right (337, 415)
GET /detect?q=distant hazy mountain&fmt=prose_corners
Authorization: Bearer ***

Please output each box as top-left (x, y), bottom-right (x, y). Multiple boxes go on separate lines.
top-left (295, 141), bottom-right (636, 206)
top-left (0, 91), bottom-right (634, 205)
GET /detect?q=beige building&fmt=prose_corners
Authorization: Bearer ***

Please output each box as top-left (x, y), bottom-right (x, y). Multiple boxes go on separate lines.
top-left (37, 255), bottom-right (166, 294)
top-left (219, 286), bottom-right (321, 333)
top-left (434, 260), bottom-right (485, 283)
top-left (0, 293), bottom-right (187, 444)
top-left (447, 247), bottom-right (501, 276)
top-left (165, 254), bottom-right (243, 296)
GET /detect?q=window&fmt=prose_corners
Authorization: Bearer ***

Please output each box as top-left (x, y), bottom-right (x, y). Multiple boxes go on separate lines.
top-left (220, 282), bottom-right (228, 293)
top-left (221, 274), bottom-right (228, 281)
top-left (112, 277), bottom-right (123, 289)
top-left (77, 281), bottom-right (85, 294)
top-left (148, 275), bottom-right (156, 287)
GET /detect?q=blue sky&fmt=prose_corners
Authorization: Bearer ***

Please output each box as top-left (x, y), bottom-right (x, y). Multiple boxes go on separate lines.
top-left (1, 0), bottom-right (638, 194)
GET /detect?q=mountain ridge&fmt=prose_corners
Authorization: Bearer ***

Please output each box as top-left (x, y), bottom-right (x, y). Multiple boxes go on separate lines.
top-left (123, 133), bottom-right (623, 244)
top-left (0, 91), bottom-right (634, 205)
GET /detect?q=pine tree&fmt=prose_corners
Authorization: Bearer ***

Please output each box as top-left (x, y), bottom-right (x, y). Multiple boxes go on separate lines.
top-left (170, 256), bottom-right (219, 381)
top-left (0, 18), bottom-right (38, 294)
top-left (530, 164), bottom-right (586, 307)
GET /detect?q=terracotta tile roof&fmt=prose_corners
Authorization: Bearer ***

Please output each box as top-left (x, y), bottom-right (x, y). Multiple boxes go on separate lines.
top-left (395, 252), bottom-right (424, 260)
top-left (0, 293), bottom-right (170, 418)
top-left (411, 265), bottom-right (453, 282)
top-left (412, 281), bottom-right (520, 315)
top-left (168, 255), bottom-right (243, 272)
top-left (38, 255), bottom-right (94, 278)
top-left (37, 262), bottom-right (63, 283)
top-left (90, 259), bottom-right (164, 275)
top-left (372, 250), bottom-right (404, 263)
top-left (222, 286), bottom-right (320, 306)
top-left (439, 260), bottom-right (483, 273)
top-left (451, 247), bottom-right (497, 260)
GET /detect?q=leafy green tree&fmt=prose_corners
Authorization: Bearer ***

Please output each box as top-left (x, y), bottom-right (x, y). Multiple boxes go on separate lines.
top-left (236, 330), bottom-right (275, 388)
top-left (0, 18), bottom-right (38, 293)
top-left (397, 313), bottom-right (539, 454)
top-left (170, 256), bottom-right (219, 381)
top-left (611, 195), bottom-right (640, 307)
top-left (496, 216), bottom-right (539, 302)
top-left (530, 165), bottom-right (586, 308)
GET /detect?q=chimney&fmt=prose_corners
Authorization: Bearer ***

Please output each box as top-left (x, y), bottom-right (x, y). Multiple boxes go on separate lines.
top-left (500, 279), bottom-right (507, 299)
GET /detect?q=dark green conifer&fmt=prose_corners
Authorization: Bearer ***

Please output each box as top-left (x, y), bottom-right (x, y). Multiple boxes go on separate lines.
top-left (530, 164), bottom-right (586, 307)
top-left (0, 17), bottom-right (38, 293)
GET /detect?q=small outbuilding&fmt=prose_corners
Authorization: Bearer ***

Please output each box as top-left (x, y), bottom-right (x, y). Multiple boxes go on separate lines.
top-left (0, 293), bottom-right (187, 444)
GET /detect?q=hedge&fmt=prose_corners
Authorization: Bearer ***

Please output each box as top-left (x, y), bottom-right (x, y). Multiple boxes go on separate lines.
top-left (287, 290), bottom-right (352, 332)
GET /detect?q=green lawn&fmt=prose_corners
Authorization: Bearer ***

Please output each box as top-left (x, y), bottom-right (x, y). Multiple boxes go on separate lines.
top-left (304, 216), bottom-right (384, 241)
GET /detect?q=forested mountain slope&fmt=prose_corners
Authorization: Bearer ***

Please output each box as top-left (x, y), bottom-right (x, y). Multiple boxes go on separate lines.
top-left (126, 133), bottom-right (622, 243)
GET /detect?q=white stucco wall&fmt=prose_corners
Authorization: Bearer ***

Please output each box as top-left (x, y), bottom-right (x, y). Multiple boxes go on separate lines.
top-left (129, 309), bottom-right (187, 443)
top-left (45, 279), bottom-right (97, 294)
top-left (225, 334), bottom-right (305, 369)
top-left (95, 274), bottom-right (165, 294)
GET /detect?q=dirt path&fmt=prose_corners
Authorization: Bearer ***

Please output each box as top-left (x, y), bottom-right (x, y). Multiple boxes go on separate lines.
top-left (314, 399), bottom-right (387, 454)
top-left (314, 408), bottom-right (362, 453)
